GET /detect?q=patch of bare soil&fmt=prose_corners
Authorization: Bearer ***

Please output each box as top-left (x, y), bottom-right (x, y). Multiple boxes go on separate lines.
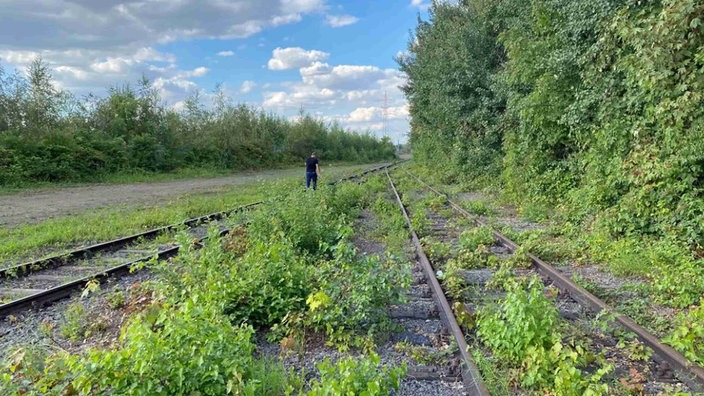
top-left (1, 164), bottom-right (388, 228)
top-left (0, 169), bottom-right (311, 227)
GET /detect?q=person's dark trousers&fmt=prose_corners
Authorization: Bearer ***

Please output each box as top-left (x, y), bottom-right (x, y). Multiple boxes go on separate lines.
top-left (306, 172), bottom-right (318, 190)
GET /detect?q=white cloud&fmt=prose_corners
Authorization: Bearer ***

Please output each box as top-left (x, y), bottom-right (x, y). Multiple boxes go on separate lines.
top-left (87, 47), bottom-right (175, 74)
top-left (299, 61), bottom-right (332, 77)
top-left (267, 47), bottom-right (330, 70)
top-left (271, 13), bottom-right (302, 26)
top-left (263, 92), bottom-right (288, 107)
top-left (388, 104), bottom-right (410, 119)
top-left (0, 1), bottom-right (325, 51)
top-left (301, 63), bottom-right (390, 90)
top-left (345, 104), bottom-right (407, 123)
top-left (368, 122), bottom-right (384, 131)
top-left (261, 54), bottom-right (410, 141)
top-left (324, 14), bottom-right (359, 28)
top-left (54, 65), bottom-right (89, 81)
top-left (176, 66), bottom-right (209, 78)
top-left (154, 76), bottom-right (198, 93)
top-left (91, 58), bottom-right (132, 73)
top-left (281, 0), bottom-right (324, 13)
top-left (410, 0), bottom-right (431, 9)
top-left (348, 107), bottom-right (377, 122)
top-left (217, 50), bottom-right (234, 57)
top-left (0, 50), bottom-right (40, 65)
top-left (240, 80), bottom-right (256, 94)
top-left (263, 58), bottom-right (406, 112)
top-left (263, 86), bottom-right (336, 108)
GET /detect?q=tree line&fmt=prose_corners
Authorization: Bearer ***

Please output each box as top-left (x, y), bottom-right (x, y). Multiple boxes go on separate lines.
top-left (0, 60), bottom-right (396, 185)
top-left (400, 0), bottom-right (703, 246)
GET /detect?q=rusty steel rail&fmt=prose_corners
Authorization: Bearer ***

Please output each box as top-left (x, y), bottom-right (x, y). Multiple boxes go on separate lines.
top-left (328, 161), bottom-right (403, 185)
top-left (385, 169), bottom-right (490, 396)
top-left (400, 168), bottom-right (704, 392)
top-left (1, 161), bottom-right (401, 280)
top-left (0, 224), bottom-right (234, 318)
top-left (0, 202), bottom-right (263, 280)
top-left (0, 163), bottom-right (398, 318)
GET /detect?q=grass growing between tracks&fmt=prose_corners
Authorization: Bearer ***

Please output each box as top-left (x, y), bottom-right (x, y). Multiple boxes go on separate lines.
top-left (401, 162), bottom-right (704, 369)
top-left (0, 164), bottom-right (375, 267)
top-left (0, 186), bottom-right (262, 265)
top-left (1, 176), bottom-right (410, 395)
top-left (390, 168), bottom-right (697, 395)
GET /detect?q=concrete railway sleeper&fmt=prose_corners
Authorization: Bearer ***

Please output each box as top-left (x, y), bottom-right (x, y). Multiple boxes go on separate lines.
top-left (388, 168), bottom-right (703, 394)
top-left (0, 163), bottom-right (397, 318)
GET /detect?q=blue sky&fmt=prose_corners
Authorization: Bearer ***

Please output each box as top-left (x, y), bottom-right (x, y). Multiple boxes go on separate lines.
top-left (0, 0), bottom-right (431, 143)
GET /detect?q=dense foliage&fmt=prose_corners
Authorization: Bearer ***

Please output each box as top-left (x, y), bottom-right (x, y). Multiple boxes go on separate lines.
top-left (0, 60), bottom-right (396, 185)
top-left (401, 0), bottom-right (704, 244)
top-left (1, 177), bottom-right (409, 394)
top-left (397, 1), bottom-right (504, 181)
top-left (478, 277), bottom-right (611, 393)
top-left (401, 0), bottom-right (704, 367)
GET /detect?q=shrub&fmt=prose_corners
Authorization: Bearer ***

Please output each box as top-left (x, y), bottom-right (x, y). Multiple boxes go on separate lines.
top-left (477, 277), bottom-right (611, 393)
top-left (665, 304), bottom-right (704, 366)
top-left (306, 354), bottom-right (406, 396)
top-left (68, 304), bottom-right (256, 395)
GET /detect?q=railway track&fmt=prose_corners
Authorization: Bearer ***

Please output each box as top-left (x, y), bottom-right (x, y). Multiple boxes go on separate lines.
top-left (0, 163), bottom-right (396, 318)
top-left (386, 168), bottom-right (704, 394)
top-left (385, 169), bottom-right (489, 395)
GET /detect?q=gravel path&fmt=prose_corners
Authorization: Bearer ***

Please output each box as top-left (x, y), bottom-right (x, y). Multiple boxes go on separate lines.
top-left (0, 165), bottom-right (368, 227)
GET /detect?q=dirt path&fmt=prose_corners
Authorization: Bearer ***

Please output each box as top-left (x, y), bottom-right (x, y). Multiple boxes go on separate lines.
top-left (0, 166), bottom-right (344, 227)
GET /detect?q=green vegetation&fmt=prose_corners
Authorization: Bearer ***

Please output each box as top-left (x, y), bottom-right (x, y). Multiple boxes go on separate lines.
top-left (393, 342), bottom-right (450, 366)
top-left (0, 164), bottom-right (370, 266)
top-left (403, 0), bottom-right (704, 246)
top-left (458, 226), bottom-right (494, 252)
top-left (420, 237), bottom-right (452, 263)
top-left (58, 303), bottom-right (87, 342)
top-left (400, 0), bottom-right (704, 361)
top-left (478, 277), bottom-right (612, 394)
top-left (1, 177), bottom-right (409, 394)
top-left (0, 60), bottom-right (395, 186)
top-left (105, 290), bottom-right (125, 310)
top-left (367, 179), bottom-right (413, 260)
top-left (664, 305), bottom-right (704, 366)
top-left (306, 354), bottom-right (405, 395)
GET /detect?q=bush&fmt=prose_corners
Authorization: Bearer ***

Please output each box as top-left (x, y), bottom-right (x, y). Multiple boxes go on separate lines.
top-left (306, 354), bottom-right (406, 396)
top-left (69, 304), bottom-right (256, 395)
top-left (0, 67), bottom-right (397, 185)
top-left (665, 304), bottom-right (704, 366)
top-left (224, 239), bottom-right (310, 328)
top-left (477, 277), bottom-right (611, 393)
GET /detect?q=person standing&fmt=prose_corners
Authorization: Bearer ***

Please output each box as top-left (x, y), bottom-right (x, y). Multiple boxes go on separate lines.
top-left (305, 152), bottom-right (320, 190)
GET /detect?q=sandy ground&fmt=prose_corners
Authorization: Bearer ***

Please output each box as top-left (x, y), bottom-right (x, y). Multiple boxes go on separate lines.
top-left (0, 166), bottom-right (358, 228)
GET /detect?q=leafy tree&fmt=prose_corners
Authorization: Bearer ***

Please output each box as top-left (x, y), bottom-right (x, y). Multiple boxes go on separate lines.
top-left (402, 0), bottom-right (704, 246)
top-left (0, 60), bottom-right (396, 184)
top-left (399, 0), bottom-right (505, 181)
